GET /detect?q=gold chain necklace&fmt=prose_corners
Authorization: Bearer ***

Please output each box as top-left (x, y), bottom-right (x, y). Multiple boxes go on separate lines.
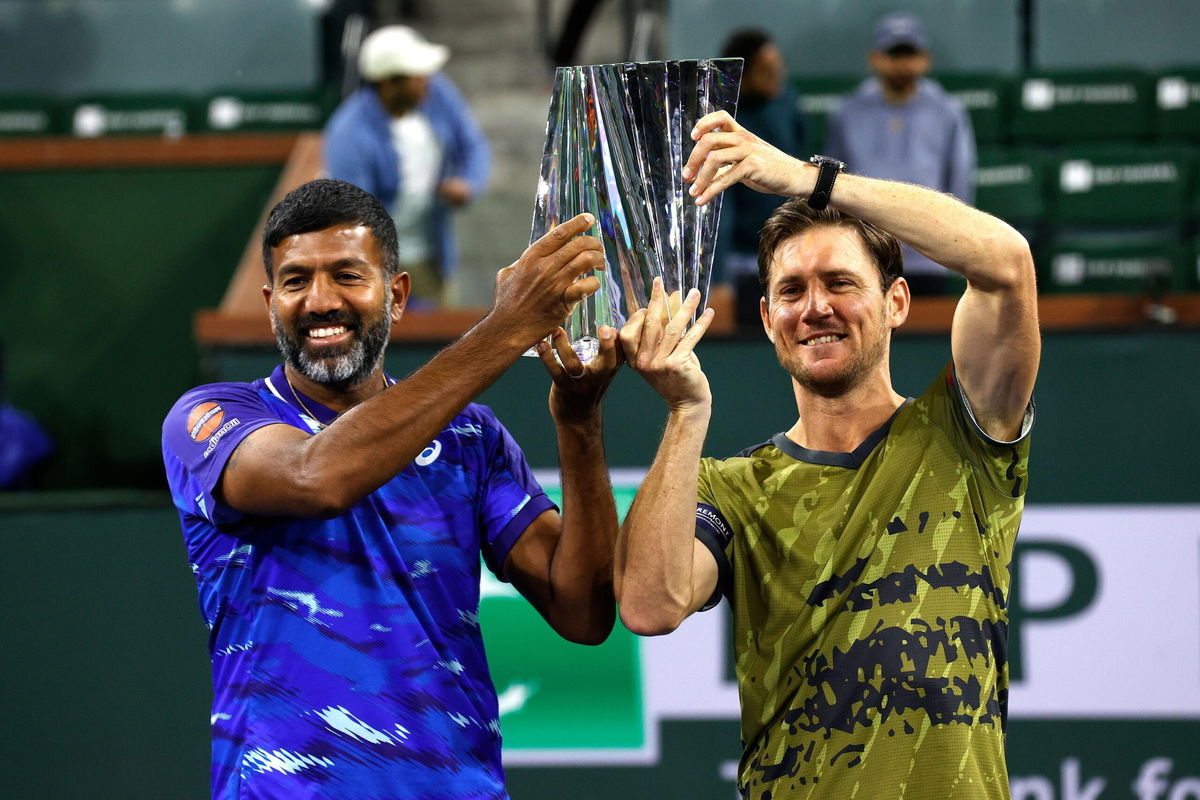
top-left (285, 372), bottom-right (391, 432)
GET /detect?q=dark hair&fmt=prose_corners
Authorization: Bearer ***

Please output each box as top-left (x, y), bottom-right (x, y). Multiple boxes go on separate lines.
top-left (757, 198), bottom-right (903, 294)
top-left (262, 178), bottom-right (399, 280)
top-left (721, 29), bottom-right (773, 67)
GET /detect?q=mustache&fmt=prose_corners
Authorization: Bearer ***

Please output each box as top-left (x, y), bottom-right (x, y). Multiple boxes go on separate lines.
top-left (294, 310), bottom-right (359, 331)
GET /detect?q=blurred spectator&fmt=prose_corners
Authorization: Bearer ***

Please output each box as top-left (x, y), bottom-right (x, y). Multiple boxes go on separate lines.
top-left (825, 12), bottom-right (976, 295)
top-left (0, 344), bottom-right (52, 490)
top-left (323, 25), bottom-right (490, 306)
top-left (715, 29), bottom-right (808, 322)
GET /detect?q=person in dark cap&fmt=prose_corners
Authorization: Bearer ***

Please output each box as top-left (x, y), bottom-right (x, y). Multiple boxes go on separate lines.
top-left (824, 12), bottom-right (976, 295)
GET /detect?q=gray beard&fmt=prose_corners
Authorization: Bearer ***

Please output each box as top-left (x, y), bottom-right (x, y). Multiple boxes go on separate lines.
top-left (273, 292), bottom-right (392, 390)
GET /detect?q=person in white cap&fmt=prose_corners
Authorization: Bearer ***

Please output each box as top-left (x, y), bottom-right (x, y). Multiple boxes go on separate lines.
top-left (824, 12), bottom-right (976, 296)
top-left (323, 25), bottom-right (490, 306)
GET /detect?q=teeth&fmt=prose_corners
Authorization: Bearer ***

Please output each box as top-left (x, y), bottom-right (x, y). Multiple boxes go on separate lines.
top-left (308, 326), bottom-right (347, 339)
top-left (806, 334), bottom-right (840, 346)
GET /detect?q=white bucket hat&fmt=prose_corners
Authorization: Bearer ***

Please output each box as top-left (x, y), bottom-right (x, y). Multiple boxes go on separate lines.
top-left (358, 25), bottom-right (449, 80)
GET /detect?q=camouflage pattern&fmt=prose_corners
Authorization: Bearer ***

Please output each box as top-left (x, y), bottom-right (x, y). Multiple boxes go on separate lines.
top-left (697, 365), bottom-right (1032, 800)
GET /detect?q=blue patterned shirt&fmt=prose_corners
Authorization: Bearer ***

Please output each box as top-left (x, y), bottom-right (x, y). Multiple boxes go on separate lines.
top-left (162, 364), bottom-right (553, 799)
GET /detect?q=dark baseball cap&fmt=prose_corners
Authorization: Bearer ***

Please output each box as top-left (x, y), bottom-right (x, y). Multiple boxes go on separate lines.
top-left (873, 13), bottom-right (929, 52)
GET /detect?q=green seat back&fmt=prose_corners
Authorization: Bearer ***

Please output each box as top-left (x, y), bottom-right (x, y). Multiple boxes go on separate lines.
top-left (1012, 69), bottom-right (1153, 143)
top-left (1156, 68), bottom-right (1200, 141)
top-left (69, 94), bottom-right (191, 138)
top-left (1047, 145), bottom-right (1195, 224)
top-left (936, 72), bottom-right (1013, 145)
top-left (0, 96), bottom-right (63, 137)
top-left (192, 89), bottom-right (329, 133)
top-left (975, 147), bottom-right (1048, 222)
top-left (1041, 236), bottom-right (1188, 294)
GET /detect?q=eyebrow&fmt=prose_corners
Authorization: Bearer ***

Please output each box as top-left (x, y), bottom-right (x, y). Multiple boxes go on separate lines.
top-left (275, 257), bottom-right (370, 278)
top-left (773, 267), bottom-right (862, 287)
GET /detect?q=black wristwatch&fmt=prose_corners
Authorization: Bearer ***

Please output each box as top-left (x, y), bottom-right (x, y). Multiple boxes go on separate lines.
top-left (807, 155), bottom-right (846, 210)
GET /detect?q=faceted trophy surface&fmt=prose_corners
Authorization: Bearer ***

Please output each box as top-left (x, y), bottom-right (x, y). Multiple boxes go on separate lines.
top-left (528, 58), bottom-right (743, 360)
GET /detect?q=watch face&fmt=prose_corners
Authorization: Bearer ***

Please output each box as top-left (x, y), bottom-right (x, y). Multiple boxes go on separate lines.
top-left (810, 155), bottom-right (845, 171)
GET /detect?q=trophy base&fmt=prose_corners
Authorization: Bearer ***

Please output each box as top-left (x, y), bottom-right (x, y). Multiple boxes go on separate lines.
top-left (522, 336), bottom-right (601, 364)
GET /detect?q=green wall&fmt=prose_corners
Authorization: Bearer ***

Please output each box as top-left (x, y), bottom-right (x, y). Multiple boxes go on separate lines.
top-left (0, 165), bottom-right (281, 489)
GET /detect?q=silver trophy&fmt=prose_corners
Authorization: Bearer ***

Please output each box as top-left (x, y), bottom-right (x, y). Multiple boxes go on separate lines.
top-left (529, 59), bottom-right (743, 361)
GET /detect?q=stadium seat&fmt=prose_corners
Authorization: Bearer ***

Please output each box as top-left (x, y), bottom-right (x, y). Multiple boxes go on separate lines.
top-left (975, 146), bottom-right (1048, 223)
top-left (936, 72), bottom-right (1013, 145)
top-left (1186, 238), bottom-right (1200, 292)
top-left (1040, 235), bottom-right (1189, 294)
top-left (1155, 68), bottom-right (1200, 141)
top-left (0, 96), bottom-right (62, 137)
top-left (1011, 69), bottom-right (1154, 143)
top-left (790, 75), bottom-right (860, 152)
top-left (68, 94), bottom-right (191, 138)
top-left (1046, 145), bottom-right (1196, 225)
top-left (190, 89), bottom-right (332, 134)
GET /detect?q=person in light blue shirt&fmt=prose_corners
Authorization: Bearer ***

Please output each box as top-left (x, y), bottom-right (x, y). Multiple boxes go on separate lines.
top-left (323, 25), bottom-right (490, 305)
top-left (162, 178), bottom-right (619, 799)
top-left (824, 13), bottom-right (976, 294)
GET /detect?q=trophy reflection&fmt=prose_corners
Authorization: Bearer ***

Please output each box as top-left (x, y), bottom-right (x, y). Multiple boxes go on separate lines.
top-left (529, 59), bottom-right (743, 361)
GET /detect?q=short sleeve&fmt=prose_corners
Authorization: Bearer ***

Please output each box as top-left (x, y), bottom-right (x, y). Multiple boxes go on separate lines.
top-left (471, 407), bottom-right (556, 579)
top-left (695, 457), bottom-right (736, 610)
top-left (928, 363), bottom-right (1034, 500)
top-left (161, 384), bottom-right (287, 527)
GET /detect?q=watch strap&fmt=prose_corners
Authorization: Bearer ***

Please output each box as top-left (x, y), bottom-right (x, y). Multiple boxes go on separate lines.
top-left (808, 156), bottom-right (844, 210)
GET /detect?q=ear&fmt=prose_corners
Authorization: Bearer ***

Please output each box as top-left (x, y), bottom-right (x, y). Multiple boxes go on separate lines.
top-left (389, 271), bottom-right (411, 325)
top-left (760, 295), bottom-right (775, 343)
top-left (886, 277), bottom-right (911, 331)
top-left (262, 283), bottom-right (273, 313)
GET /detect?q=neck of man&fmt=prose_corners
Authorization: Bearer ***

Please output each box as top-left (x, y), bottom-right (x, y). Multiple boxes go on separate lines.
top-left (284, 363), bottom-right (388, 416)
top-left (784, 368), bottom-right (905, 454)
top-left (879, 79), bottom-right (919, 106)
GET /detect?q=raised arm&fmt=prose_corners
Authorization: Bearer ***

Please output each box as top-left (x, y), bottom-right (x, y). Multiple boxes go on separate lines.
top-left (501, 326), bottom-right (622, 645)
top-left (614, 280), bottom-right (721, 636)
top-left (220, 214), bottom-right (606, 517)
top-left (685, 111), bottom-right (1039, 440)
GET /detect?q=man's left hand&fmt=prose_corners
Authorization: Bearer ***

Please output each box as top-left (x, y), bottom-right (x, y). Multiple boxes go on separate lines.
top-left (439, 177), bottom-right (473, 207)
top-left (538, 325), bottom-right (622, 426)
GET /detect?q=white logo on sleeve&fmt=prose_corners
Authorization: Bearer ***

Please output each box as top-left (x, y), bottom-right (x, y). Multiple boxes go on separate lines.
top-left (415, 439), bottom-right (442, 466)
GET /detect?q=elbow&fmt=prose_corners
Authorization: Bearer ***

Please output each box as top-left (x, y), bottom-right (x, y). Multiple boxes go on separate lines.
top-left (618, 603), bottom-right (685, 638)
top-left (563, 624), bottom-right (613, 647)
top-left (977, 227), bottom-right (1036, 293)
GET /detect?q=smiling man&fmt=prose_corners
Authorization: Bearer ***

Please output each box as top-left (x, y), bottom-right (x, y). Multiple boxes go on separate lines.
top-left (615, 112), bottom-right (1039, 799)
top-left (162, 179), bottom-right (620, 799)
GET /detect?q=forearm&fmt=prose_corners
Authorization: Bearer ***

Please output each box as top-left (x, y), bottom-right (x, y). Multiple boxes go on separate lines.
top-left (615, 404), bottom-right (711, 635)
top-left (544, 413), bottom-right (618, 643)
top-left (829, 172), bottom-right (1031, 291)
top-left (291, 314), bottom-right (530, 512)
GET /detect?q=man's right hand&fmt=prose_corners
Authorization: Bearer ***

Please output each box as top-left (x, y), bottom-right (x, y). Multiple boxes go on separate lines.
top-left (488, 214), bottom-right (606, 350)
top-left (619, 277), bottom-right (715, 414)
top-left (683, 110), bottom-right (813, 207)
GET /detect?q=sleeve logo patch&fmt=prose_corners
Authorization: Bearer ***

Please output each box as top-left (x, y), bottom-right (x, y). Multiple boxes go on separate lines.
top-left (187, 402), bottom-right (225, 443)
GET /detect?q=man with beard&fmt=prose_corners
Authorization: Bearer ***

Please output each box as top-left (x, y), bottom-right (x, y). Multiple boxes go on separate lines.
top-left (614, 111), bottom-right (1038, 799)
top-left (162, 179), bottom-right (620, 799)
top-left (824, 12), bottom-right (976, 295)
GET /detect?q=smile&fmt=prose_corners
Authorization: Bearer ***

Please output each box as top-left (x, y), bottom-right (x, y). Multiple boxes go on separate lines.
top-left (802, 334), bottom-right (846, 346)
top-left (307, 326), bottom-right (349, 340)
